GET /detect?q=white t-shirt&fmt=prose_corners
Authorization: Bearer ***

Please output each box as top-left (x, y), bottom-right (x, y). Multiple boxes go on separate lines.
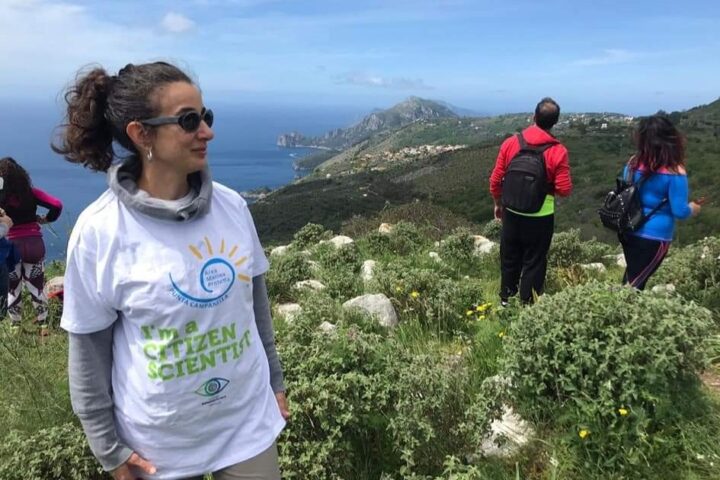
top-left (61, 182), bottom-right (285, 479)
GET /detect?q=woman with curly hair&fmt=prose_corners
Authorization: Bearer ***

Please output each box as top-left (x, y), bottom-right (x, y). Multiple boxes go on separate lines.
top-left (0, 157), bottom-right (62, 334)
top-left (53, 61), bottom-right (288, 480)
top-left (620, 114), bottom-right (703, 289)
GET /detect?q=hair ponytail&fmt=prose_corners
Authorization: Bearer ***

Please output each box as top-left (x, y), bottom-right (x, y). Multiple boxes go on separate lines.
top-left (53, 67), bottom-right (116, 172)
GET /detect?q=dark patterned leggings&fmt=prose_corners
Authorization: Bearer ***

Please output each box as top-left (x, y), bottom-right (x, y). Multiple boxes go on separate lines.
top-left (8, 237), bottom-right (47, 325)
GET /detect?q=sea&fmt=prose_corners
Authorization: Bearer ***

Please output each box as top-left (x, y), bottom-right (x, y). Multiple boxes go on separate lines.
top-left (0, 100), bottom-right (362, 260)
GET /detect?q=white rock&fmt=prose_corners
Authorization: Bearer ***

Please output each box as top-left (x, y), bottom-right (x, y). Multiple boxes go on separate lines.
top-left (343, 293), bottom-right (399, 328)
top-left (270, 245), bottom-right (289, 257)
top-left (378, 223), bottom-right (394, 234)
top-left (307, 260), bottom-right (320, 271)
top-left (275, 303), bottom-right (302, 322)
top-left (361, 260), bottom-right (377, 282)
top-left (294, 280), bottom-right (326, 291)
top-left (615, 253), bottom-right (627, 268)
top-left (473, 235), bottom-right (491, 245)
top-left (581, 262), bottom-right (607, 273)
top-left (473, 236), bottom-right (497, 256)
top-left (429, 251), bottom-right (441, 262)
top-left (318, 321), bottom-right (337, 333)
top-left (44, 275), bottom-right (64, 299)
top-left (651, 283), bottom-right (676, 294)
top-left (326, 235), bottom-right (354, 248)
top-left (480, 405), bottom-right (534, 458)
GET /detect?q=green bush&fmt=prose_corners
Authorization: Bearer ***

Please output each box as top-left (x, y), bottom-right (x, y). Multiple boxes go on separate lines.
top-left (316, 243), bottom-right (362, 273)
top-left (481, 219), bottom-right (502, 241)
top-left (266, 252), bottom-right (311, 301)
top-left (504, 281), bottom-right (714, 473)
top-left (372, 262), bottom-right (488, 335)
top-left (276, 300), bottom-right (502, 479)
top-left (292, 222), bottom-right (330, 249)
top-left (650, 236), bottom-right (720, 313)
top-left (548, 229), bottom-right (613, 268)
top-left (0, 423), bottom-right (106, 479)
top-left (438, 228), bottom-right (475, 261)
top-left (361, 223), bottom-right (428, 259)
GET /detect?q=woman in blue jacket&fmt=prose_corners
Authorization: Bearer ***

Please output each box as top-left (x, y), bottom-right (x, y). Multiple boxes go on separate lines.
top-left (621, 114), bottom-right (702, 290)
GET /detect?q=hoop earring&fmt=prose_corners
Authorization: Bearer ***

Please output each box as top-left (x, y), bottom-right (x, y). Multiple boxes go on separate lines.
top-left (147, 147), bottom-right (153, 163)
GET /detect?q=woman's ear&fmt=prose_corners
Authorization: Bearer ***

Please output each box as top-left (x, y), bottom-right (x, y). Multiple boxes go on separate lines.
top-left (126, 121), bottom-right (152, 151)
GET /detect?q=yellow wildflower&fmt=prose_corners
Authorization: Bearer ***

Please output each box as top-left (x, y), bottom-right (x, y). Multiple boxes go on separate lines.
top-left (466, 310), bottom-right (474, 316)
top-left (410, 291), bottom-right (420, 299)
top-left (618, 408), bottom-right (629, 416)
top-left (477, 315), bottom-right (486, 321)
top-left (579, 429), bottom-right (590, 440)
top-left (395, 286), bottom-right (402, 292)
top-left (497, 331), bottom-right (505, 338)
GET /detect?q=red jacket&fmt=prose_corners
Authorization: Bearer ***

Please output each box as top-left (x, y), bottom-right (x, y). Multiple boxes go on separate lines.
top-left (489, 125), bottom-right (572, 200)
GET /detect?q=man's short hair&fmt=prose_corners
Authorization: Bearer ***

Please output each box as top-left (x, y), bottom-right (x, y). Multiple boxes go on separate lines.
top-left (535, 97), bottom-right (560, 130)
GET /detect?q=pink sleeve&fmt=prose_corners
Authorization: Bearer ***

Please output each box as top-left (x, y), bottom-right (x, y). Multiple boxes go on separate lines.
top-left (32, 187), bottom-right (63, 222)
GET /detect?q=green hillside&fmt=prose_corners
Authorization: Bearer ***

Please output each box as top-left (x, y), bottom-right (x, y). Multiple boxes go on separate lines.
top-left (253, 103), bottom-right (718, 247)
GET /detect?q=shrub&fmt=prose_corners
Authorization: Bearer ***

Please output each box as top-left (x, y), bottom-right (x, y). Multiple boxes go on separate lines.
top-left (292, 223), bottom-right (330, 249)
top-left (481, 219), bottom-right (502, 241)
top-left (388, 222), bottom-right (428, 255)
top-left (438, 228), bottom-right (475, 261)
top-left (316, 243), bottom-right (362, 273)
top-left (504, 281), bottom-right (714, 473)
top-left (266, 252), bottom-right (311, 301)
top-left (372, 262), bottom-right (488, 335)
top-left (650, 236), bottom-right (720, 313)
top-left (548, 229), bottom-right (613, 268)
top-left (276, 303), bottom-right (502, 479)
top-left (0, 423), bottom-right (106, 479)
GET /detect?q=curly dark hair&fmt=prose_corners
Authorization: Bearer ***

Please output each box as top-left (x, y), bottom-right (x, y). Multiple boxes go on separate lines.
top-left (52, 62), bottom-right (193, 172)
top-left (0, 157), bottom-right (33, 205)
top-left (630, 114), bottom-right (686, 173)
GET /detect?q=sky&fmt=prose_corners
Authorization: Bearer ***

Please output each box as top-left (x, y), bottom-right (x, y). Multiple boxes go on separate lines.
top-left (1, 0), bottom-right (719, 115)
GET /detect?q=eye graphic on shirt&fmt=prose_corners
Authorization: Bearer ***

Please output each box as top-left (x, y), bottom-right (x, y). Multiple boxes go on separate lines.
top-left (195, 377), bottom-right (230, 397)
top-left (169, 237), bottom-right (251, 308)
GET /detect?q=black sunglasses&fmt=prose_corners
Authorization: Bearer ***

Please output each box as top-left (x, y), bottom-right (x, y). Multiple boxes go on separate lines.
top-left (140, 108), bottom-right (214, 132)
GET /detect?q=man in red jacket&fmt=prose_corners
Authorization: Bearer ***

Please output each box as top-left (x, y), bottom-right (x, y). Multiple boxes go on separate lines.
top-left (489, 97), bottom-right (572, 305)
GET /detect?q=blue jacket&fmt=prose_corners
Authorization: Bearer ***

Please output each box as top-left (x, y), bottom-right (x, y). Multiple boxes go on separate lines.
top-left (623, 165), bottom-right (693, 242)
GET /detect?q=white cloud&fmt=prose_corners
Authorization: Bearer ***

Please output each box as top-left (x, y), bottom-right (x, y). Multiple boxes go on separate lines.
top-left (573, 49), bottom-right (638, 67)
top-left (336, 72), bottom-right (432, 90)
top-left (161, 12), bottom-right (195, 33)
top-left (0, 1), bottom-right (184, 98)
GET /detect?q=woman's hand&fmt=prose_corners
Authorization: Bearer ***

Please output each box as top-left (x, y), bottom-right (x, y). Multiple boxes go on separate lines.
top-left (0, 213), bottom-right (12, 229)
top-left (275, 391), bottom-right (290, 420)
top-left (112, 452), bottom-right (156, 480)
top-left (690, 201), bottom-right (702, 217)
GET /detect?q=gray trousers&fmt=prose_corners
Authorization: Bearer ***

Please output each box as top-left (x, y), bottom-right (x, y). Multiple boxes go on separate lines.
top-left (185, 442), bottom-right (281, 480)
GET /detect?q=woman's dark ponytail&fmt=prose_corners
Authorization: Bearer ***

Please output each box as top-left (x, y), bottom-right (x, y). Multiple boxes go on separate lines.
top-left (53, 67), bottom-right (116, 172)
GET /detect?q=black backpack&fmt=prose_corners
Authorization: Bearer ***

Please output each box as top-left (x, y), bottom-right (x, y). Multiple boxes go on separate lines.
top-left (598, 164), bottom-right (668, 234)
top-left (501, 134), bottom-right (557, 213)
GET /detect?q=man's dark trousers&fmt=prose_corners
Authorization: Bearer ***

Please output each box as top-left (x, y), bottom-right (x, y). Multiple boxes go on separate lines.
top-left (500, 210), bottom-right (554, 304)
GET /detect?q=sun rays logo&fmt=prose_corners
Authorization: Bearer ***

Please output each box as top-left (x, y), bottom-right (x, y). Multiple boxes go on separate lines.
top-left (169, 237), bottom-right (251, 308)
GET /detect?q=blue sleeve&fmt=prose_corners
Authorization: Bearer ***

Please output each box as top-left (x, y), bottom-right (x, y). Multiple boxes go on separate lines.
top-left (668, 174), bottom-right (692, 220)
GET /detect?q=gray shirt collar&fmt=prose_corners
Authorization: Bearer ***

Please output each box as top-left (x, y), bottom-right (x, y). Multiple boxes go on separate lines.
top-left (107, 157), bottom-right (212, 221)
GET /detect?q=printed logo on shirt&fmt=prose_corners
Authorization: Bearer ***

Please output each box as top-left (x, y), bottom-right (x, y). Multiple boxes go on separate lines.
top-left (195, 377), bottom-right (230, 397)
top-left (169, 237), bottom-right (251, 308)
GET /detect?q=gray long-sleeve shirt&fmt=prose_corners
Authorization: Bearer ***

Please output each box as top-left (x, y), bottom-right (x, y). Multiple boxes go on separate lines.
top-left (69, 274), bottom-right (284, 471)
